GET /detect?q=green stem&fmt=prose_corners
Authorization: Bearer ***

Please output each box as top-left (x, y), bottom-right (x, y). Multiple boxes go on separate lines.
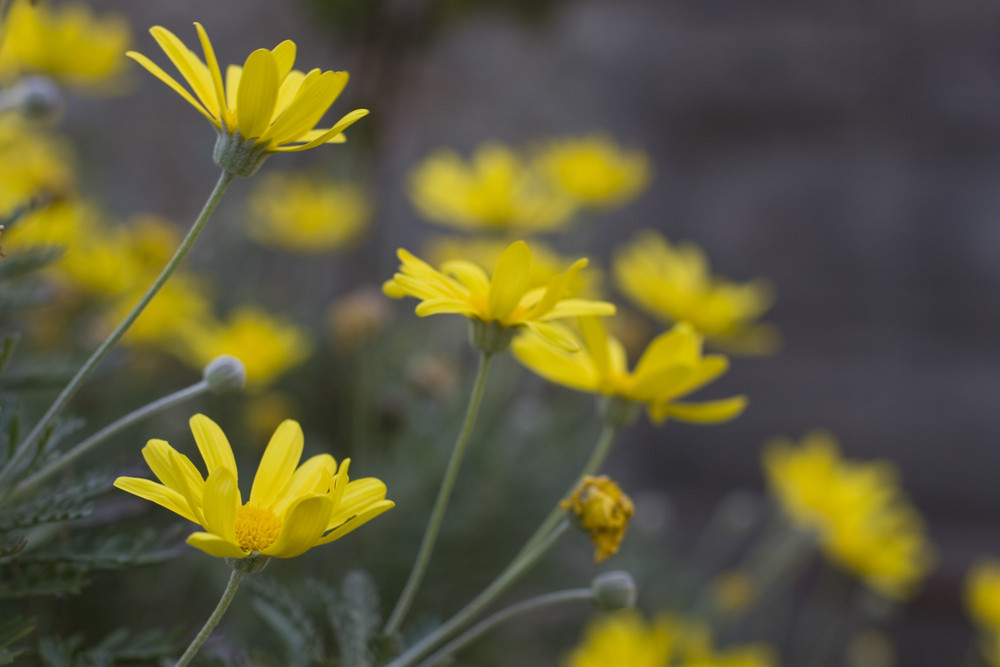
top-left (6, 380), bottom-right (211, 503)
top-left (415, 587), bottom-right (592, 667)
top-left (386, 520), bottom-right (570, 667)
top-left (383, 351), bottom-right (494, 636)
top-left (174, 568), bottom-right (245, 667)
top-left (0, 170), bottom-right (234, 491)
top-left (515, 422), bottom-right (618, 559)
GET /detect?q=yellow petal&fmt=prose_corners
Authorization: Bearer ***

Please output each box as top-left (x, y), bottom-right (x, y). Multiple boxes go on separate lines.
top-left (126, 51), bottom-right (218, 126)
top-left (265, 495), bottom-right (332, 558)
top-left (149, 26), bottom-right (218, 116)
top-left (202, 467), bottom-right (240, 543)
top-left (188, 414), bottom-right (238, 478)
top-left (488, 241), bottom-right (532, 321)
top-left (522, 320), bottom-right (580, 352)
top-left (414, 297), bottom-right (478, 318)
top-left (273, 454), bottom-right (336, 517)
top-left (276, 107), bottom-right (367, 151)
top-left (249, 419), bottom-right (304, 510)
top-left (659, 355), bottom-right (729, 400)
top-left (578, 316), bottom-right (613, 380)
top-left (270, 40), bottom-right (296, 81)
top-left (441, 260), bottom-right (490, 294)
top-left (528, 258), bottom-right (587, 318)
top-left (186, 531), bottom-right (248, 558)
top-left (113, 477), bottom-right (199, 525)
top-left (260, 70), bottom-right (345, 144)
top-left (236, 48), bottom-right (280, 139)
top-left (540, 298), bottom-right (616, 321)
top-left (511, 332), bottom-right (597, 393)
top-left (317, 500), bottom-right (395, 546)
top-left (649, 396), bottom-right (747, 424)
top-left (193, 22), bottom-right (227, 120)
top-left (140, 440), bottom-right (206, 524)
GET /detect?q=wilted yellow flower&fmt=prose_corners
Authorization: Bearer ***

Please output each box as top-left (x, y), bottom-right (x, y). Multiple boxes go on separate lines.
top-left (128, 23), bottom-right (367, 174)
top-left (762, 431), bottom-right (934, 599)
top-left (383, 240), bottom-right (615, 351)
top-left (565, 611), bottom-right (673, 667)
top-left (408, 142), bottom-right (576, 234)
top-left (174, 307), bottom-right (311, 388)
top-left (0, 1), bottom-right (131, 88)
top-left (114, 414), bottom-right (394, 559)
top-left (512, 316), bottom-right (746, 424)
top-left (423, 236), bottom-right (603, 299)
top-left (562, 475), bottom-right (634, 562)
top-left (247, 172), bottom-right (368, 252)
top-left (0, 116), bottom-right (74, 216)
top-left (614, 230), bottom-right (778, 355)
top-left (534, 134), bottom-right (650, 209)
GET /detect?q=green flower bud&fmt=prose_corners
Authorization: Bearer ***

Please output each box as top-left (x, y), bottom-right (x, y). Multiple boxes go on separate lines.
top-left (591, 570), bottom-right (637, 611)
top-left (203, 355), bottom-right (247, 394)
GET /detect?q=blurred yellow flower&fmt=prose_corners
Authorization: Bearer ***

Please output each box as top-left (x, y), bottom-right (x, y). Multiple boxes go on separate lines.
top-left (408, 142), bottom-right (576, 234)
top-left (968, 560), bottom-right (1000, 634)
top-left (247, 172), bottom-right (368, 252)
top-left (512, 316), bottom-right (746, 424)
top-left (423, 235), bottom-right (603, 299)
top-left (383, 240), bottom-right (614, 351)
top-left (0, 0), bottom-right (131, 88)
top-left (535, 134), bottom-right (650, 209)
top-left (114, 414), bottom-right (394, 559)
top-left (0, 116), bottom-right (74, 216)
top-left (566, 611), bottom-right (672, 667)
top-left (566, 612), bottom-right (775, 667)
top-left (562, 475), bottom-right (634, 562)
top-left (174, 306), bottom-right (311, 387)
top-left (614, 230), bottom-right (778, 355)
top-left (762, 431), bottom-right (934, 599)
top-left (117, 274), bottom-right (213, 346)
top-left (128, 23), bottom-right (367, 172)
top-left (712, 570), bottom-right (755, 614)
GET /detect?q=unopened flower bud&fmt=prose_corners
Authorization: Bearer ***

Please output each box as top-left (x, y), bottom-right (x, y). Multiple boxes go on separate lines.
top-left (203, 355), bottom-right (246, 394)
top-left (0, 75), bottom-right (64, 122)
top-left (591, 570), bottom-right (637, 611)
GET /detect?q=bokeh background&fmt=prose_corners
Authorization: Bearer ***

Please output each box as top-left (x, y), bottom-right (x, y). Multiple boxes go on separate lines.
top-left (28, 0), bottom-right (1000, 664)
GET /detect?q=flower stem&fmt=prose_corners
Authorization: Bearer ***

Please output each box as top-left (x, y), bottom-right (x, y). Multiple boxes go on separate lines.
top-left (415, 587), bottom-right (593, 667)
top-left (0, 170), bottom-right (235, 491)
top-left (6, 379), bottom-right (211, 504)
top-left (514, 422), bottom-right (618, 559)
top-left (384, 351), bottom-right (494, 636)
top-left (174, 567), bottom-right (245, 667)
top-left (386, 520), bottom-right (570, 667)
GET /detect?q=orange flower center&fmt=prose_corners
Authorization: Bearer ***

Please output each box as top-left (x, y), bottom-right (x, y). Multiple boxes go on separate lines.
top-left (234, 503), bottom-right (282, 552)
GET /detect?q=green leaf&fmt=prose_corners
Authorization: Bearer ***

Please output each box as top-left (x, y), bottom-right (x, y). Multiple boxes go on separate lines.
top-left (0, 246), bottom-right (63, 281)
top-left (247, 577), bottom-right (324, 667)
top-left (325, 570), bottom-right (382, 667)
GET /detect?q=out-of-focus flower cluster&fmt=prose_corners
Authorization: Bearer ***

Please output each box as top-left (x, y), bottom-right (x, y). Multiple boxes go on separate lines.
top-left (762, 431), bottom-right (934, 600)
top-left (566, 611), bottom-right (776, 667)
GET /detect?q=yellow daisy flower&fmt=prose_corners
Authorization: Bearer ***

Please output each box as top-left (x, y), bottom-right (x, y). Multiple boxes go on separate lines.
top-left (408, 142), bottom-right (576, 234)
top-left (613, 230), bottom-right (778, 355)
top-left (0, 0), bottom-right (131, 89)
top-left (383, 240), bottom-right (615, 351)
top-left (512, 316), bottom-right (746, 424)
top-left (246, 171), bottom-right (368, 252)
top-left (534, 134), bottom-right (651, 210)
top-left (0, 115), bottom-right (74, 216)
top-left (114, 414), bottom-right (394, 559)
top-left (128, 23), bottom-right (367, 175)
top-left (762, 431), bottom-right (934, 599)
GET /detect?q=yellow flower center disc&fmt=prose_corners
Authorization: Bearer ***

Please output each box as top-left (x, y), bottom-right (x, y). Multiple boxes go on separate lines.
top-left (234, 503), bottom-right (282, 552)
